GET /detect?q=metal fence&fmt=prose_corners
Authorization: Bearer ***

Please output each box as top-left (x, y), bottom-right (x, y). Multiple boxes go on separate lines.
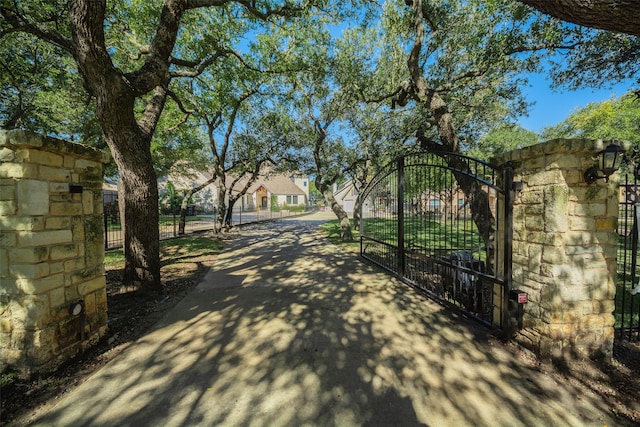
top-left (359, 151), bottom-right (514, 334)
top-left (617, 165), bottom-right (640, 341)
top-left (103, 194), bottom-right (310, 250)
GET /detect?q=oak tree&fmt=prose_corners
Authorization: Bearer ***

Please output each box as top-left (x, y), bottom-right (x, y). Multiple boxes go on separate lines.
top-left (1, 0), bottom-right (328, 295)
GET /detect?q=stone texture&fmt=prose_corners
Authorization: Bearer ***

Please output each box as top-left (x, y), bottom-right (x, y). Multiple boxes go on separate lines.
top-left (0, 130), bottom-right (109, 377)
top-left (497, 138), bottom-right (617, 362)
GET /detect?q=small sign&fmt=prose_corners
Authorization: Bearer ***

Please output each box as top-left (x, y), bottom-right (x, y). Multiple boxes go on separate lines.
top-left (516, 292), bottom-right (528, 304)
top-left (510, 289), bottom-right (528, 304)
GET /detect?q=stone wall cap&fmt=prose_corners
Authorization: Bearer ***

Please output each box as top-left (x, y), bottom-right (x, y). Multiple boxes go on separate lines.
top-left (493, 138), bottom-right (634, 167)
top-left (0, 130), bottom-right (110, 164)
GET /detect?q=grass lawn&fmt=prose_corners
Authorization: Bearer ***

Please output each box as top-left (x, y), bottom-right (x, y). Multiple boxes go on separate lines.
top-left (104, 235), bottom-right (224, 270)
top-left (320, 219), bottom-right (360, 252)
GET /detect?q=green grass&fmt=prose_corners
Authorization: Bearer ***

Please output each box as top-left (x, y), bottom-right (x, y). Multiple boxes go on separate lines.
top-left (106, 216), bottom-right (208, 231)
top-left (104, 236), bottom-right (224, 270)
top-left (361, 216), bottom-right (483, 251)
top-left (320, 219), bottom-right (361, 252)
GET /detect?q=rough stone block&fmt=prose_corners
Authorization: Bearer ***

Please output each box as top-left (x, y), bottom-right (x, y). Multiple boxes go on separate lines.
top-left (542, 246), bottom-right (566, 265)
top-left (50, 243), bottom-right (79, 261)
top-left (49, 287), bottom-right (66, 309)
top-left (0, 147), bottom-right (15, 162)
top-left (1, 216), bottom-right (46, 232)
top-left (595, 218), bottom-right (617, 231)
top-left (0, 200), bottom-right (16, 215)
top-left (64, 285), bottom-right (80, 302)
top-left (49, 182), bottom-right (69, 194)
top-left (543, 185), bottom-right (569, 232)
top-left (83, 293), bottom-right (96, 316)
top-left (39, 165), bottom-right (71, 182)
top-left (45, 217), bottom-right (72, 230)
top-left (78, 276), bottom-right (106, 297)
top-left (559, 282), bottom-right (590, 302)
top-left (9, 247), bottom-right (48, 264)
top-left (528, 170), bottom-right (565, 187)
top-left (525, 214), bottom-right (544, 231)
top-left (50, 201), bottom-right (82, 216)
top-left (0, 317), bottom-right (11, 333)
top-left (82, 191), bottom-right (94, 214)
top-left (573, 202), bottom-right (606, 217)
top-left (520, 190), bottom-right (542, 205)
top-left (63, 257), bottom-right (87, 273)
top-left (17, 273), bottom-right (65, 295)
top-left (17, 230), bottom-right (72, 247)
top-left (545, 153), bottom-right (580, 169)
top-left (0, 184), bottom-right (14, 201)
top-left (1, 232), bottom-right (17, 248)
top-left (10, 262), bottom-right (50, 280)
top-left (0, 162), bottom-right (38, 179)
top-left (569, 216), bottom-right (595, 231)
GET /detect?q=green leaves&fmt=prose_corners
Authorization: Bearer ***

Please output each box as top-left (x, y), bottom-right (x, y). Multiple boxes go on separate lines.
top-left (541, 92), bottom-right (640, 147)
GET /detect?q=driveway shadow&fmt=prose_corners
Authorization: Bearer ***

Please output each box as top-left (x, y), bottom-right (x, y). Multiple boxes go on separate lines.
top-left (30, 216), bottom-right (615, 427)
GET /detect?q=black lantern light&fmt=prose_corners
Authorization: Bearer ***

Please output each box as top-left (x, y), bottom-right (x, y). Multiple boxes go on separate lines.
top-left (584, 142), bottom-right (625, 184)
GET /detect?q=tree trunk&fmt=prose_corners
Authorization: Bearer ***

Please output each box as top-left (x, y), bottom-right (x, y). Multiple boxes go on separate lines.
top-left (214, 185), bottom-right (227, 233)
top-left (318, 182), bottom-right (353, 241)
top-left (111, 132), bottom-right (161, 296)
top-left (68, 0), bottom-right (168, 296)
top-left (178, 176), bottom-right (216, 234)
top-left (178, 190), bottom-right (192, 235)
top-left (353, 193), bottom-right (362, 231)
top-left (224, 199), bottom-right (236, 230)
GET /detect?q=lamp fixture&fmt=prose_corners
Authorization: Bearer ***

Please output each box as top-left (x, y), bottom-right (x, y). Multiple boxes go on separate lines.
top-left (69, 300), bottom-right (84, 316)
top-left (584, 142), bottom-right (625, 184)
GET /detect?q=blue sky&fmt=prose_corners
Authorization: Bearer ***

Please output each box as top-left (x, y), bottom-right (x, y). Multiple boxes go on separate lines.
top-left (517, 72), bottom-right (635, 133)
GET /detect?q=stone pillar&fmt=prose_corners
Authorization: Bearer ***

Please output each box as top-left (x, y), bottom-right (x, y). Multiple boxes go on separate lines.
top-left (1, 130), bottom-right (110, 376)
top-left (498, 139), bottom-right (619, 361)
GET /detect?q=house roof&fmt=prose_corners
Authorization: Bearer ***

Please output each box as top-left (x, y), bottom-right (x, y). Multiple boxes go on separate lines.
top-left (248, 175), bottom-right (306, 196)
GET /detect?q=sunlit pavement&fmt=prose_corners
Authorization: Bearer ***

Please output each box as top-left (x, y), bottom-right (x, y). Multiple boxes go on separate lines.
top-left (29, 211), bottom-right (615, 426)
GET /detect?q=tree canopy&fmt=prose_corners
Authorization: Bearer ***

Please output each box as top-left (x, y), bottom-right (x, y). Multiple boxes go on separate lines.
top-left (2, 0), bottom-right (638, 292)
top-left (541, 92), bottom-right (640, 146)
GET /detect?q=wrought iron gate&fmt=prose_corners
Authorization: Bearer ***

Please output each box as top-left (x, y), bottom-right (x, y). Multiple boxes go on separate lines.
top-left (359, 151), bottom-right (514, 333)
top-left (617, 164), bottom-right (640, 341)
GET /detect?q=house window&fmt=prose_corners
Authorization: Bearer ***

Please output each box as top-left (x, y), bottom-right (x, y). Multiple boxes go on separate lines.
top-left (303, 181), bottom-right (307, 186)
top-left (429, 199), bottom-right (441, 211)
top-left (292, 195), bottom-right (298, 204)
top-left (458, 198), bottom-right (464, 208)
top-left (286, 195), bottom-right (292, 204)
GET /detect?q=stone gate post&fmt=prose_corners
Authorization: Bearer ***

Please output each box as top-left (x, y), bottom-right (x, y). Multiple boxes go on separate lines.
top-left (498, 139), bottom-right (620, 361)
top-left (1, 130), bottom-right (109, 376)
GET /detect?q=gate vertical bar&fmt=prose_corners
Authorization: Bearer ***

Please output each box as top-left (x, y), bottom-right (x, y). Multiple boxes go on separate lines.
top-left (397, 157), bottom-right (405, 277)
top-left (103, 195), bottom-right (109, 250)
top-left (502, 167), bottom-right (514, 338)
top-left (630, 204), bottom-right (639, 340)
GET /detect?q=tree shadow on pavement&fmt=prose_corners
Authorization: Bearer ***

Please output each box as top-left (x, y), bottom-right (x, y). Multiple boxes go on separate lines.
top-left (29, 218), bottom-right (619, 427)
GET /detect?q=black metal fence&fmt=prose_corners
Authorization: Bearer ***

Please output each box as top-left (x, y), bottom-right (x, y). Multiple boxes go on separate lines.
top-left (617, 165), bottom-right (640, 341)
top-left (103, 194), bottom-right (310, 250)
top-left (359, 151), bottom-right (514, 333)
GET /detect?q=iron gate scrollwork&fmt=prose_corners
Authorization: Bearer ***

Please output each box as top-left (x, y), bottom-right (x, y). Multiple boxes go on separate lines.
top-left (359, 151), bottom-right (514, 334)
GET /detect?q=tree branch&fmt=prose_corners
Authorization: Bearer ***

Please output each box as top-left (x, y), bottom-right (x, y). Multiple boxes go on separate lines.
top-left (516, 0), bottom-right (640, 37)
top-left (138, 84), bottom-right (169, 138)
top-left (0, 3), bottom-right (75, 54)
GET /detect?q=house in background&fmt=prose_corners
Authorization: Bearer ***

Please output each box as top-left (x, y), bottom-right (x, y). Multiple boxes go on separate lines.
top-left (241, 174), bottom-right (308, 211)
top-left (157, 169), bottom-right (218, 213)
top-left (154, 165), bottom-right (309, 214)
top-left (333, 180), bottom-right (358, 214)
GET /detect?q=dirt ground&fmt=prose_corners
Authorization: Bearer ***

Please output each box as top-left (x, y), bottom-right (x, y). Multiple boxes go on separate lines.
top-left (1, 234), bottom-right (640, 425)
